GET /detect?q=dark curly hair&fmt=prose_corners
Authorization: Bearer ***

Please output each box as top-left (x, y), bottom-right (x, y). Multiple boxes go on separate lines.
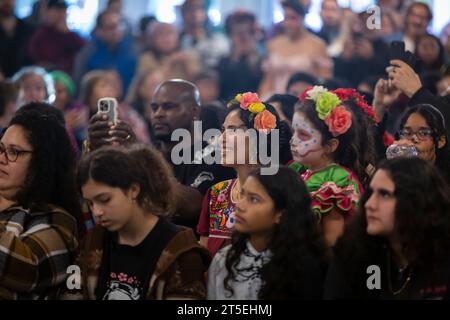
top-left (77, 144), bottom-right (176, 216)
top-left (224, 166), bottom-right (329, 299)
top-left (398, 104), bottom-right (450, 184)
top-left (7, 102), bottom-right (82, 224)
top-left (226, 103), bottom-right (293, 165)
top-left (224, 10), bottom-right (257, 36)
top-left (295, 99), bottom-right (375, 184)
top-left (332, 158), bottom-right (450, 298)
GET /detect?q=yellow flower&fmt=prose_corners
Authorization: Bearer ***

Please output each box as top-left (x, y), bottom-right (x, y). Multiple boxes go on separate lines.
top-left (248, 102), bottom-right (265, 113)
top-left (235, 94), bottom-right (243, 103)
top-left (316, 92), bottom-right (341, 120)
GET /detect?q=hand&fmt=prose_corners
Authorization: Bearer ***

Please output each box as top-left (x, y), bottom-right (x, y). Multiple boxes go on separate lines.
top-left (87, 114), bottom-right (136, 151)
top-left (373, 78), bottom-right (401, 119)
top-left (386, 60), bottom-right (422, 98)
top-left (354, 38), bottom-right (374, 59)
top-left (65, 108), bottom-right (88, 129)
top-left (170, 51), bottom-right (188, 64)
top-left (341, 40), bottom-right (355, 60)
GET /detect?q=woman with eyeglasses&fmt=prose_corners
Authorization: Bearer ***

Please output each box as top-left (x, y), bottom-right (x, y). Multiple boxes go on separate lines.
top-left (0, 102), bottom-right (81, 299)
top-left (394, 104), bottom-right (450, 183)
top-left (325, 157), bottom-right (450, 300)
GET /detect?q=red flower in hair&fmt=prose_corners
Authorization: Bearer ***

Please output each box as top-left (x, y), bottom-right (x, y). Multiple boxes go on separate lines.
top-left (299, 86), bottom-right (314, 102)
top-left (325, 106), bottom-right (352, 137)
top-left (332, 88), bottom-right (379, 124)
top-left (358, 100), bottom-right (380, 123)
top-left (333, 88), bottom-right (358, 102)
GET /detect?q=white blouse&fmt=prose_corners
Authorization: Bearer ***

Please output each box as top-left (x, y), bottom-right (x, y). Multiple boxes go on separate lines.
top-left (207, 241), bottom-right (272, 300)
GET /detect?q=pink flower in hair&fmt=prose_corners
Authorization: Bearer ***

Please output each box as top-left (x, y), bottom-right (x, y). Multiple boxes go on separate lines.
top-left (325, 106), bottom-right (352, 137)
top-left (240, 92), bottom-right (261, 110)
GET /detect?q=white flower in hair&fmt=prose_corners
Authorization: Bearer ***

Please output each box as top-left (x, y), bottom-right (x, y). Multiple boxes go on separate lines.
top-left (307, 86), bottom-right (328, 101)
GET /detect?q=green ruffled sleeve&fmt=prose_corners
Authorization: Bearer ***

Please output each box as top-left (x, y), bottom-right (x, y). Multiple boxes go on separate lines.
top-left (288, 161), bottom-right (308, 175)
top-left (305, 165), bottom-right (363, 222)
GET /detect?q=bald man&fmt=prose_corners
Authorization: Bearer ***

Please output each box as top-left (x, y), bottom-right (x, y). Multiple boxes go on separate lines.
top-left (150, 79), bottom-right (235, 228)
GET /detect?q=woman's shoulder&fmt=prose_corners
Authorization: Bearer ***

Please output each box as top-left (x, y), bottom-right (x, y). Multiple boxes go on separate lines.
top-left (215, 244), bottom-right (232, 260)
top-left (3, 203), bottom-right (78, 229)
top-left (159, 226), bottom-right (211, 268)
top-left (304, 32), bottom-right (327, 48)
top-left (209, 244), bottom-right (232, 272)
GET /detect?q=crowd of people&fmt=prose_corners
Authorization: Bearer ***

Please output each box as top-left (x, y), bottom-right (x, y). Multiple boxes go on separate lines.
top-left (0, 0), bottom-right (449, 300)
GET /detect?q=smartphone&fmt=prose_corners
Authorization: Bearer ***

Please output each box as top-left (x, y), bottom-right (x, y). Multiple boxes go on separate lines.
top-left (389, 41), bottom-right (417, 68)
top-left (390, 41), bottom-right (405, 61)
top-left (97, 97), bottom-right (118, 124)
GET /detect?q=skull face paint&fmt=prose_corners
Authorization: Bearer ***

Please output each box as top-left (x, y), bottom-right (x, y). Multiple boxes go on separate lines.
top-left (290, 112), bottom-right (324, 165)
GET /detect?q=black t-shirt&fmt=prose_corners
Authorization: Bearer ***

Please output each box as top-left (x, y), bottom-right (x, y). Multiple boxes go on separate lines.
top-left (96, 218), bottom-right (179, 300)
top-left (324, 248), bottom-right (450, 300)
top-left (169, 141), bottom-right (236, 195)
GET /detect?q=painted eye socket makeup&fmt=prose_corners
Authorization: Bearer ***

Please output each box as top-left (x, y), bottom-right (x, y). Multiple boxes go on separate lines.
top-left (291, 113), bottom-right (323, 160)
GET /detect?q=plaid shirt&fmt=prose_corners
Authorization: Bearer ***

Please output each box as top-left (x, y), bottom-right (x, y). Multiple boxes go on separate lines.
top-left (0, 203), bottom-right (78, 300)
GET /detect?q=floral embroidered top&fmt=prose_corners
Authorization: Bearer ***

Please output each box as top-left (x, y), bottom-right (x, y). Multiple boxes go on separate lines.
top-left (289, 162), bottom-right (363, 222)
top-left (197, 179), bottom-right (237, 258)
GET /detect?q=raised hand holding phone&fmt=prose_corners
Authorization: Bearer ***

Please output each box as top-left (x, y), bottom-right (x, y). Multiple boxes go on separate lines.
top-left (86, 98), bottom-right (137, 151)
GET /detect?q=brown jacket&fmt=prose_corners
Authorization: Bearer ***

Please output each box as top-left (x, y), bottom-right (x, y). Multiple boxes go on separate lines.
top-left (67, 225), bottom-right (210, 300)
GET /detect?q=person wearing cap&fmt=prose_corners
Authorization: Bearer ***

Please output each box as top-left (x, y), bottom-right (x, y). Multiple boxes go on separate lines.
top-left (29, 0), bottom-right (85, 74)
top-left (259, 0), bottom-right (332, 99)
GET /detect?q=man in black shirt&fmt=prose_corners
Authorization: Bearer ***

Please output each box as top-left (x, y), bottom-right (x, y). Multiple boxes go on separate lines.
top-left (150, 79), bottom-right (235, 228)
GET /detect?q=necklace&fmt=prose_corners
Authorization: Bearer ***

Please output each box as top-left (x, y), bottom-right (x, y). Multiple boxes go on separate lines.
top-left (386, 249), bottom-right (413, 295)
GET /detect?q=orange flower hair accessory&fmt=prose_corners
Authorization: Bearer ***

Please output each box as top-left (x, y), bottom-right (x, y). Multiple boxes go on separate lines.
top-left (229, 92), bottom-right (277, 133)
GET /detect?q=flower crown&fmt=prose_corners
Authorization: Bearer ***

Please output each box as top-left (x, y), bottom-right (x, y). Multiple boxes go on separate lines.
top-left (300, 86), bottom-right (379, 124)
top-left (228, 92), bottom-right (277, 133)
top-left (332, 88), bottom-right (380, 124)
top-left (299, 86), bottom-right (352, 137)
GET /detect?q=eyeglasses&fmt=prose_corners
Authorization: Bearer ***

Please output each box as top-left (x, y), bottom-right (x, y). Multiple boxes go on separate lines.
top-left (398, 128), bottom-right (433, 141)
top-left (0, 144), bottom-right (33, 163)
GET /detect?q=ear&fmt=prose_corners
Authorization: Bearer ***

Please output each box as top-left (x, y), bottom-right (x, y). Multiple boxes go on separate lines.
top-left (324, 138), bottom-right (340, 154)
top-left (128, 183), bottom-right (141, 201)
top-left (274, 211), bottom-right (282, 225)
top-left (437, 135), bottom-right (446, 149)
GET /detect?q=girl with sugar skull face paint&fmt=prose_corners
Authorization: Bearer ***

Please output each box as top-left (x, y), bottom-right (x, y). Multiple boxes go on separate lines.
top-left (290, 112), bottom-right (324, 165)
top-left (289, 86), bottom-right (377, 247)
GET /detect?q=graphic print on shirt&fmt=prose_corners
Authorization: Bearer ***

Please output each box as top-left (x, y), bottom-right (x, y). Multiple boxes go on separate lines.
top-left (102, 272), bottom-right (142, 300)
